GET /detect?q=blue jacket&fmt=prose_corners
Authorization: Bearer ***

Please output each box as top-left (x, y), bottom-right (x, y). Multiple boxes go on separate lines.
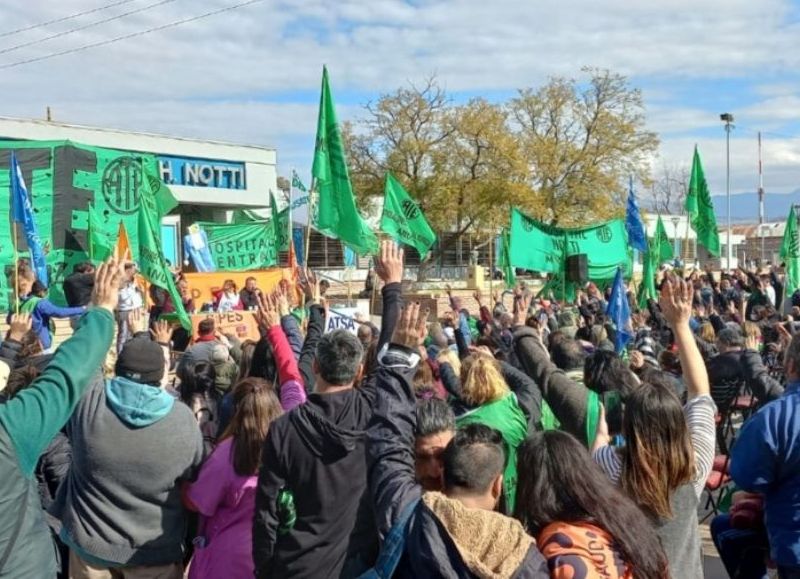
top-left (12, 296), bottom-right (85, 350)
top-left (731, 381), bottom-right (800, 566)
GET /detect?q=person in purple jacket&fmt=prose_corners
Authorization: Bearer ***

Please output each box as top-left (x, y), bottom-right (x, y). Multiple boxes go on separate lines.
top-left (7, 264), bottom-right (86, 351)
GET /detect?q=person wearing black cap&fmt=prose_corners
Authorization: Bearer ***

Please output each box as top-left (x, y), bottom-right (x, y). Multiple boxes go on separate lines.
top-left (50, 314), bottom-right (204, 578)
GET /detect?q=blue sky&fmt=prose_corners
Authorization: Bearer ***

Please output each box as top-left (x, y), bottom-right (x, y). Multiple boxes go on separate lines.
top-left (1, 0), bottom-right (800, 213)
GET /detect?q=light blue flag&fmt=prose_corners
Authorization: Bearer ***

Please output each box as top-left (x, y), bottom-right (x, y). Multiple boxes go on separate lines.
top-left (343, 244), bottom-right (357, 267)
top-left (606, 267), bottom-right (632, 353)
top-left (625, 177), bottom-right (648, 253)
top-left (10, 151), bottom-right (48, 285)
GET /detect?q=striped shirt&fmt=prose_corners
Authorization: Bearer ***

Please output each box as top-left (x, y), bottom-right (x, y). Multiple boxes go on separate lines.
top-left (593, 395), bottom-right (717, 498)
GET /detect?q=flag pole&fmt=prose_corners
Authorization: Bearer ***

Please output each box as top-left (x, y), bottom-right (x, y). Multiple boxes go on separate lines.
top-left (88, 204), bottom-right (94, 262)
top-left (12, 222), bottom-right (19, 315)
top-left (287, 172), bottom-right (294, 270)
top-left (304, 178), bottom-right (315, 268)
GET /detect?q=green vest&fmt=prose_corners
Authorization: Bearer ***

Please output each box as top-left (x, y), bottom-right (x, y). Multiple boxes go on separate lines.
top-left (540, 389), bottom-right (601, 448)
top-left (455, 392), bottom-right (528, 513)
top-left (19, 296), bottom-right (42, 314)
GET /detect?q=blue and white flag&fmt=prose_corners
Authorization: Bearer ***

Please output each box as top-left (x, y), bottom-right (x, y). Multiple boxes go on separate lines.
top-left (606, 267), bottom-right (632, 353)
top-left (625, 177), bottom-right (648, 253)
top-left (10, 151), bottom-right (48, 285)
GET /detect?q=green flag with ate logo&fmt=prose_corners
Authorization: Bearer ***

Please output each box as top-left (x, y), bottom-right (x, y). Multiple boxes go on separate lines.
top-left (685, 147), bottom-right (720, 256)
top-left (508, 208), bottom-right (630, 280)
top-left (380, 172), bottom-right (436, 259)
top-left (87, 202), bottom-right (113, 262)
top-left (137, 168), bottom-right (191, 330)
top-left (781, 205), bottom-right (800, 297)
top-left (312, 66), bottom-right (378, 256)
top-left (653, 215), bottom-right (674, 264)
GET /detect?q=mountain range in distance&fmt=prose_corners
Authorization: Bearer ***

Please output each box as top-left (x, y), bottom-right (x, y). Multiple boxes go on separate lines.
top-left (642, 190), bottom-right (799, 223)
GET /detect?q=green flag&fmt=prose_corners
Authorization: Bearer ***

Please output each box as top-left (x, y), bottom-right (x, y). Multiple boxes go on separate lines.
top-left (499, 229), bottom-right (516, 287)
top-left (637, 251), bottom-right (658, 309)
top-left (200, 220), bottom-right (279, 271)
top-left (509, 208), bottom-right (631, 280)
top-left (653, 215), bottom-right (674, 264)
top-left (312, 66), bottom-right (378, 256)
top-left (685, 147), bottom-right (720, 256)
top-left (781, 206), bottom-right (800, 298)
top-left (291, 170), bottom-right (307, 193)
top-left (137, 167), bottom-right (191, 330)
top-left (232, 209), bottom-right (264, 224)
top-left (87, 203), bottom-right (113, 262)
top-left (380, 173), bottom-right (436, 259)
top-left (271, 192), bottom-right (290, 253)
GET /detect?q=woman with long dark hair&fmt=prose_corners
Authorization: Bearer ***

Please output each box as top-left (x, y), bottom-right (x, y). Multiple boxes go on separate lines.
top-left (186, 378), bottom-right (283, 579)
top-left (592, 277), bottom-right (716, 578)
top-left (516, 430), bottom-right (668, 579)
top-left (180, 362), bottom-right (221, 449)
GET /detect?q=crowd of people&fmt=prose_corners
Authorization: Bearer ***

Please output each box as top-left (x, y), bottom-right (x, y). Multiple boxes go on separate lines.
top-left (0, 243), bottom-right (798, 578)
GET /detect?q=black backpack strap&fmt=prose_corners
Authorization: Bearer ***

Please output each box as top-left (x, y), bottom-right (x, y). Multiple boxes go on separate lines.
top-left (0, 481), bottom-right (30, 573)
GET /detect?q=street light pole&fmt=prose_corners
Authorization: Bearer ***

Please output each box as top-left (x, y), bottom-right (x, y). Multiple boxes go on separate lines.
top-left (721, 113), bottom-right (734, 269)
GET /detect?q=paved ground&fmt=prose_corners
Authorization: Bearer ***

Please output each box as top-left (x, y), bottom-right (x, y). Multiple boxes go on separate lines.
top-left (701, 523), bottom-right (728, 578)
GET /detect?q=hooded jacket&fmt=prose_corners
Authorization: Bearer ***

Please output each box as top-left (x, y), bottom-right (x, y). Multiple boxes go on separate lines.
top-left (50, 375), bottom-right (204, 566)
top-left (366, 346), bottom-right (549, 579)
top-left (0, 308), bottom-right (113, 579)
top-left (253, 384), bottom-right (379, 579)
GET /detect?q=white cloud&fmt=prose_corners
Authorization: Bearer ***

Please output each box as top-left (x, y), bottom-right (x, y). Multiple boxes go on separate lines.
top-left (656, 134), bottom-right (800, 196)
top-left (1, 0), bottom-right (799, 193)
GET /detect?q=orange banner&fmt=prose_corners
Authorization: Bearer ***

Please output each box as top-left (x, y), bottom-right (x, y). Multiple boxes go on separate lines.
top-left (183, 269), bottom-right (291, 308)
top-left (191, 310), bottom-right (261, 343)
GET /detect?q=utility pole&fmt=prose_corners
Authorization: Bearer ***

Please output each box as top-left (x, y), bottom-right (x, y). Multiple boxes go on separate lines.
top-left (720, 113), bottom-right (735, 268)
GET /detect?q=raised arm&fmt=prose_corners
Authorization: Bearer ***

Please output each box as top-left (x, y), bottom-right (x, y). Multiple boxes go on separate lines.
top-left (257, 292), bottom-right (306, 411)
top-left (298, 274), bottom-right (325, 391)
top-left (0, 259), bottom-right (121, 477)
top-left (367, 302), bottom-right (426, 537)
top-left (500, 360), bottom-right (543, 430)
top-left (375, 242), bottom-right (404, 350)
top-left (276, 288), bottom-right (303, 361)
top-left (36, 299), bottom-right (86, 319)
top-left (659, 277), bottom-right (710, 400)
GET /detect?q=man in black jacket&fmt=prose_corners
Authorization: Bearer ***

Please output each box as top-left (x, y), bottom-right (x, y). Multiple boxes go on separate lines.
top-left (253, 246), bottom-right (403, 579)
top-left (367, 296), bottom-right (549, 579)
top-left (707, 327), bottom-right (784, 411)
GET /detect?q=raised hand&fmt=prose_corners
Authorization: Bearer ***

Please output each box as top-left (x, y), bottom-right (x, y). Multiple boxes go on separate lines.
top-left (256, 292), bottom-right (280, 329)
top-left (629, 350), bottom-right (645, 370)
top-left (658, 275), bottom-right (692, 328)
top-left (150, 319), bottom-right (174, 344)
top-left (128, 308), bottom-right (148, 335)
top-left (274, 288), bottom-right (291, 317)
top-left (92, 257), bottom-right (124, 313)
top-left (375, 240), bottom-right (404, 285)
top-left (472, 290), bottom-right (483, 306)
top-left (391, 303), bottom-right (429, 349)
top-left (298, 268), bottom-right (319, 303)
top-left (513, 292), bottom-right (531, 327)
top-left (8, 312), bottom-right (32, 342)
